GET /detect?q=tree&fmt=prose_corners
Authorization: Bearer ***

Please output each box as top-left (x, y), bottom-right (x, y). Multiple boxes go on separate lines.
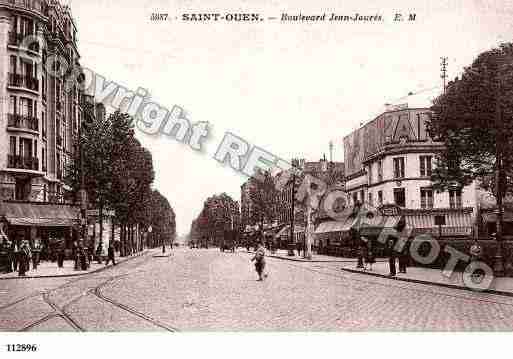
top-left (190, 193), bottom-right (240, 247)
top-left (428, 43), bottom-right (513, 275)
top-left (247, 170), bottom-right (279, 235)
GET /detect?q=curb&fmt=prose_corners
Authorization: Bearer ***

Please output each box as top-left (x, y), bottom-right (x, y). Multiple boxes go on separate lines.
top-left (340, 267), bottom-right (513, 298)
top-left (0, 250), bottom-right (149, 281)
top-left (245, 250), bottom-right (387, 264)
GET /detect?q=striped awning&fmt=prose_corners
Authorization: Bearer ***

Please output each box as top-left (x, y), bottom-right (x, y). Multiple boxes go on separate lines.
top-left (0, 202), bottom-right (79, 227)
top-left (405, 211), bottom-right (473, 237)
top-left (359, 214), bottom-right (403, 237)
top-left (315, 219), bottom-right (356, 234)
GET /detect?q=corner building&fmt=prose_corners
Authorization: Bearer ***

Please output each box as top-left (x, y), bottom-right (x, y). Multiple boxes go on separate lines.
top-left (0, 0), bottom-right (83, 249)
top-left (343, 107), bottom-right (476, 239)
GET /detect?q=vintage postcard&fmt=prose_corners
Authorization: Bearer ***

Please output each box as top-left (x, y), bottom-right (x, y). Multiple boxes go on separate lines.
top-left (0, 0), bottom-right (512, 357)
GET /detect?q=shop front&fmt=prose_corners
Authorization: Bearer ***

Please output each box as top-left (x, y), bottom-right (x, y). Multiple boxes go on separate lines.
top-left (0, 201), bottom-right (80, 261)
top-left (402, 208), bottom-right (474, 240)
top-left (275, 224), bottom-right (305, 250)
top-left (314, 214), bottom-right (360, 256)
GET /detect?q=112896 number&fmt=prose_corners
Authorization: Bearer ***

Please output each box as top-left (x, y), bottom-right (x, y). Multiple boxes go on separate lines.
top-left (7, 344), bottom-right (38, 352)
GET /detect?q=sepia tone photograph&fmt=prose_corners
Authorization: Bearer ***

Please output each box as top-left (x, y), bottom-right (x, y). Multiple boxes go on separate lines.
top-left (0, 0), bottom-right (513, 353)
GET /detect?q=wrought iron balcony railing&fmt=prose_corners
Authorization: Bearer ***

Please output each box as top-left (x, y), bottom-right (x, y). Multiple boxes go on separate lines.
top-left (1, 0), bottom-right (49, 17)
top-left (8, 73), bottom-right (39, 91)
top-left (7, 113), bottom-right (38, 131)
top-left (7, 31), bottom-right (39, 52)
top-left (7, 154), bottom-right (39, 171)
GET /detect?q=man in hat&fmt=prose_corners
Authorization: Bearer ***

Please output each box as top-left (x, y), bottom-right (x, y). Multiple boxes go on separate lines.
top-left (251, 240), bottom-right (268, 281)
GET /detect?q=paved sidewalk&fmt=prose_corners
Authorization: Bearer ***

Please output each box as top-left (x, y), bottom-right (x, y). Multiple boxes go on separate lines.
top-left (340, 261), bottom-right (513, 296)
top-left (0, 250), bottom-right (148, 280)
top-left (246, 248), bottom-right (387, 263)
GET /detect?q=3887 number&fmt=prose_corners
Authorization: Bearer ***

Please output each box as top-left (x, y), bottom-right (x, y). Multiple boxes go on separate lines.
top-left (6, 344), bottom-right (38, 352)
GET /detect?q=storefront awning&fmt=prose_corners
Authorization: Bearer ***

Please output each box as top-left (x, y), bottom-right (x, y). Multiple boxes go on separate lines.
top-left (359, 215), bottom-right (403, 237)
top-left (315, 221), bottom-right (346, 234)
top-left (275, 225), bottom-right (305, 238)
top-left (0, 202), bottom-right (80, 227)
top-left (405, 210), bottom-right (474, 237)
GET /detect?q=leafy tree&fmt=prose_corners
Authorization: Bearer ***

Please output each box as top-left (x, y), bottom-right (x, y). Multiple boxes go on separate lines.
top-left (247, 170), bottom-right (279, 233)
top-left (428, 43), bottom-right (513, 195)
top-left (428, 43), bottom-right (513, 272)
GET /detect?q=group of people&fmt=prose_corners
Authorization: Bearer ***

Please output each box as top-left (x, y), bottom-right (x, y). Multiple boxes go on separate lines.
top-left (356, 237), bottom-right (410, 276)
top-left (0, 238), bottom-right (36, 276)
top-left (356, 237), bottom-right (376, 271)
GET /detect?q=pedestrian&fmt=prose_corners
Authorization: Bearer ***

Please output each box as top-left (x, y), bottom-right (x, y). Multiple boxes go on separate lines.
top-left (356, 243), bottom-right (365, 269)
top-left (18, 241), bottom-right (30, 277)
top-left (73, 240), bottom-right (79, 270)
top-left (57, 241), bottom-right (65, 268)
top-left (96, 243), bottom-right (103, 264)
top-left (365, 240), bottom-right (376, 271)
top-left (296, 238), bottom-right (302, 257)
top-left (5, 238), bottom-right (13, 273)
top-left (251, 241), bottom-right (268, 281)
top-left (105, 243), bottom-right (116, 266)
top-left (32, 238), bottom-right (41, 270)
top-left (387, 237), bottom-right (397, 277)
top-left (12, 240), bottom-right (19, 272)
top-left (398, 238), bottom-right (410, 274)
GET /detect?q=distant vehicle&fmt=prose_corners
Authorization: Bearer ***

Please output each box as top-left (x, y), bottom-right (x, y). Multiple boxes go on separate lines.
top-left (220, 230), bottom-right (237, 253)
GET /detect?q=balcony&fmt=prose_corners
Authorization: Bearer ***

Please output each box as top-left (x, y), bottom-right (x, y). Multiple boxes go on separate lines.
top-left (8, 73), bottom-right (39, 92)
top-left (0, 0), bottom-right (49, 17)
top-left (7, 113), bottom-right (38, 132)
top-left (7, 31), bottom-right (39, 52)
top-left (56, 135), bottom-right (63, 147)
top-left (7, 154), bottom-right (39, 171)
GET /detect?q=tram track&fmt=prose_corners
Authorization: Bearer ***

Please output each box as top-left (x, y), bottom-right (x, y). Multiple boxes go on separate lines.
top-left (4, 251), bottom-right (179, 332)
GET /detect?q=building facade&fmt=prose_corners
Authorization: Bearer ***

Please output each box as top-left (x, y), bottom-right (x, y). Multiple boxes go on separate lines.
top-left (0, 0), bottom-right (83, 251)
top-left (343, 107), bottom-right (476, 238)
top-left (0, 0), bottom-right (81, 203)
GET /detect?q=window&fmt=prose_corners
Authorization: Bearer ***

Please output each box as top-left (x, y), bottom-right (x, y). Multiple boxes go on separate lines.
top-left (360, 190), bottom-right (364, 203)
top-left (19, 97), bottom-right (32, 117)
top-left (42, 148), bottom-right (46, 171)
top-left (9, 137), bottom-right (16, 155)
top-left (19, 17), bottom-right (34, 36)
top-left (368, 192), bottom-right (373, 207)
top-left (420, 156), bottom-right (432, 177)
top-left (10, 55), bottom-right (17, 74)
top-left (9, 96), bottom-right (17, 114)
top-left (394, 188), bottom-right (406, 207)
top-left (393, 157), bottom-right (405, 179)
top-left (378, 191), bottom-right (383, 206)
top-left (420, 188), bottom-right (434, 209)
top-left (378, 160), bottom-right (383, 182)
top-left (449, 189), bottom-right (462, 209)
top-left (368, 165), bottom-right (373, 185)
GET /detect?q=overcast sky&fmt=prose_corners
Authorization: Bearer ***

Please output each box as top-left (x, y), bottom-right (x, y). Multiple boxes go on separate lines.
top-left (64, 0), bottom-right (513, 235)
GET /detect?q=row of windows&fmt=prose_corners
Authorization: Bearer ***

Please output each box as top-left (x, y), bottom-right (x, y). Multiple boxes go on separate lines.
top-left (368, 155), bottom-right (433, 184)
top-left (353, 187), bottom-right (463, 209)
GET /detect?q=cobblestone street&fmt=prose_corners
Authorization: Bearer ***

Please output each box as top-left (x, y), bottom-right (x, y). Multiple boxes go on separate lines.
top-left (3, 248), bottom-right (513, 331)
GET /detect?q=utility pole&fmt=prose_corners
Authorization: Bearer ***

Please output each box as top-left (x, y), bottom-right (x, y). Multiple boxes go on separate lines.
top-left (288, 172), bottom-right (296, 256)
top-left (493, 56), bottom-right (506, 277)
top-left (441, 57), bottom-right (448, 94)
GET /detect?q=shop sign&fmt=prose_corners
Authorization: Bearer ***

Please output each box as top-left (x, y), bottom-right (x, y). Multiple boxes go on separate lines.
top-left (379, 204), bottom-right (402, 217)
